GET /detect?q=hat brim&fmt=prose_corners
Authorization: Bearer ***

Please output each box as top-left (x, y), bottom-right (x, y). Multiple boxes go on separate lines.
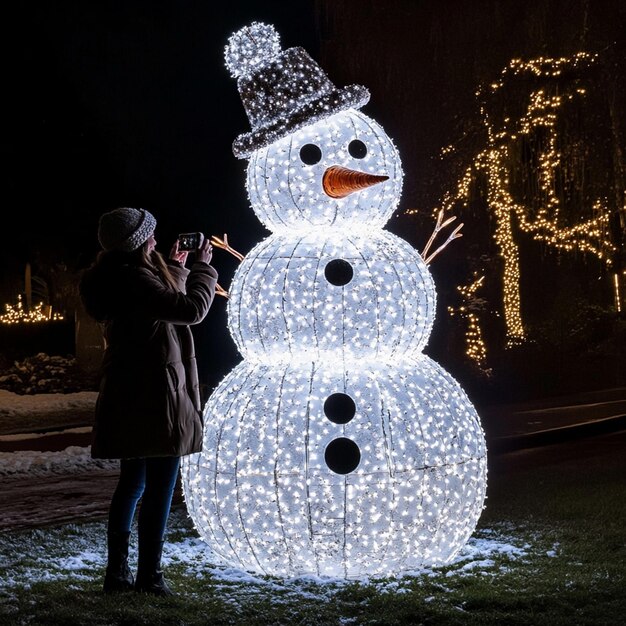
top-left (232, 84), bottom-right (370, 159)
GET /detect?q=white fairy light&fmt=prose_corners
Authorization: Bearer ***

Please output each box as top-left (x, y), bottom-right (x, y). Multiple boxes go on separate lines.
top-left (181, 22), bottom-right (487, 578)
top-left (224, 22), bottom-right (281, 79)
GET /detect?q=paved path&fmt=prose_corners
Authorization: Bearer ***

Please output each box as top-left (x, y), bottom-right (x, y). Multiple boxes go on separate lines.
top-left (0, 426), bottom-right (93, 453)
top-left (480, 387), bottom-right (626, 437)
top-left (3, 388), bottom-right (626, 454)
top-left (479, 388), bottom-right (626, 453)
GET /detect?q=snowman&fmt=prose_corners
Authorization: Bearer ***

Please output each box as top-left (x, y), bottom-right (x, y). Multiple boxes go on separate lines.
top-left (181, 22), bottom-right (487, 578)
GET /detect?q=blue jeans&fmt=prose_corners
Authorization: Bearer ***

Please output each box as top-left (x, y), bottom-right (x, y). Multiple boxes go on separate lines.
top-left (107, 456), bottom-right (181, 542)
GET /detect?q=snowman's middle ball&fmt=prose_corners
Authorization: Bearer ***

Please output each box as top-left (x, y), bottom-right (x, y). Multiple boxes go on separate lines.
top-left (227, 230), bottom-right (436, 362)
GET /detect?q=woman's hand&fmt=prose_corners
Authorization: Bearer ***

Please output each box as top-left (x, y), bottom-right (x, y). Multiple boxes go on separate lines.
top-left (170, 239), bottom-right (189, 266)
top-left (195, 235), bottom-right (213, 265)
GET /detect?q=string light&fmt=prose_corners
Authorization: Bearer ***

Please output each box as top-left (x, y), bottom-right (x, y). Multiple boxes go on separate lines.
top-left (614, 273), bottom-right (622, 313)
top-left (427, 52), bottom-right (615, 344)
top-left (448, 275), bottom-right (488, 368)
top-left (0, 295), bottom-right (63, 324)
top-left (181, 22), bottom-right (487, 579)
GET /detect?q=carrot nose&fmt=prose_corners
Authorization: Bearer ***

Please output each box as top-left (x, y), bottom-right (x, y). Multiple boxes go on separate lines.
top-left (322, 165), bottom-right (389, 199)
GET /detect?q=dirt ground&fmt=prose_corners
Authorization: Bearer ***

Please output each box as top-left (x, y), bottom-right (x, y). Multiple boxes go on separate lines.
top-left (0, 469), bottom-right (118, 532)
top-left (0, 467), bottom-right (186, 533)
top-left (0, 427), bottom-right (184, 533)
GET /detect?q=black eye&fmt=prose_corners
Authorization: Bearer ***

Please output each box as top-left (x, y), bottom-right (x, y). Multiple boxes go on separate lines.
top-left (348, 139), bottom-right (367, 159)
top-left (299, 143), bottom-right (322, 165)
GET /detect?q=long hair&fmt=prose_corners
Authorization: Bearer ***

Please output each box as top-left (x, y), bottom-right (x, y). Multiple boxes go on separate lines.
top-left (81, 239), bottom-right (182, 323)
top-left (140, 246), bottom-right (179, 291)
top-left (90, 242), bottom-right (179, 290)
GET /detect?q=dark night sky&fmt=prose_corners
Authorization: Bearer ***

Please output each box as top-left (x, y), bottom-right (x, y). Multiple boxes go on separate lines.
top-left (0, 1), bottom-right (321, 386)
top-left (1, 1), bottom-right (318, 284)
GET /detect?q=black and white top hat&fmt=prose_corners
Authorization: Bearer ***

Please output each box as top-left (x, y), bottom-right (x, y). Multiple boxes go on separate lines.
top-left (225, 22), bottom-right (370, 159)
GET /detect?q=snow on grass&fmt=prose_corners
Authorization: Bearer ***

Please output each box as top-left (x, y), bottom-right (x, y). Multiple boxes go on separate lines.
top-left (0, 445), bottom-right (118, 476)
top-left (0, 389), bottom-right (97, 419)
top-left (0, 506), bottom-right (534, 606)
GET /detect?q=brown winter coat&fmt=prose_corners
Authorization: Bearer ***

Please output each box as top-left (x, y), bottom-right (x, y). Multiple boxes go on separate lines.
top-left (79, 254), bottom-right (218, 459)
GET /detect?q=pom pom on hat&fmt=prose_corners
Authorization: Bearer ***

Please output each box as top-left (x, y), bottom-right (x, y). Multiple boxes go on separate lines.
top-left (224, 22), bottom-right (281, 78)
top-left (98, 207), bottom-right (157, 252)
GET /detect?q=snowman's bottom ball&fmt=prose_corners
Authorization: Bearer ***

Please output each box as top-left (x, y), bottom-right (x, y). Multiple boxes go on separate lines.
top-left (181, 357), bottom-right (487, 578)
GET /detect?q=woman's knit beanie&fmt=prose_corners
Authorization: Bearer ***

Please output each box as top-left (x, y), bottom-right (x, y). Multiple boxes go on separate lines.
top-left (97, 207), bottom-right (157, 252)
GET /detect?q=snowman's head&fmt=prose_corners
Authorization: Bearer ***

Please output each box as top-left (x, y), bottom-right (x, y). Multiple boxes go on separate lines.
top-left (246, 109), bottom-right (403, 232)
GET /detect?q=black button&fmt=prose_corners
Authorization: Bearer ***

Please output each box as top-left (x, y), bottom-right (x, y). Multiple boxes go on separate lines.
top-left (324, 438), bottom-right (361, 474)
top-left (324, 393), bottom-right (356, 424)
top-left (324, 259), bottom-right (353, 286)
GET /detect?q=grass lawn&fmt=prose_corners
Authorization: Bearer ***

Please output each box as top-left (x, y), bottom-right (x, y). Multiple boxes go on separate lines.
top-left (1, 432), bottom-right (625, 625)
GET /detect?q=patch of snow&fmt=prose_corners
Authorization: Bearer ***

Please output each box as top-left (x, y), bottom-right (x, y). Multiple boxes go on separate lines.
top-left (453, 535), bottom-right (528, 562)
top-left (0, 390), bottom-right (97, 418)
top-left (0, 446), bottom-right (118, 476)
top-left (0, 507), bottom-right (535, 618)
top-left (0, 390), bottom-right (115, 476)
top-left (365, 530), bottom-right (531, 593)
top-left (546, 542), bottom-right (560, 557)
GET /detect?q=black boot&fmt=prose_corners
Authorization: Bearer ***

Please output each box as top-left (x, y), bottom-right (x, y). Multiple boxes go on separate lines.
top-left (134, 538), bottom-right (174, 596)
top-left (103, 530), bottom-right (134, 593)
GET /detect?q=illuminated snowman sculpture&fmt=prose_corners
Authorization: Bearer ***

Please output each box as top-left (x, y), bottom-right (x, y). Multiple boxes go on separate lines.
top-left (181, 22), bottom-right (487, 578)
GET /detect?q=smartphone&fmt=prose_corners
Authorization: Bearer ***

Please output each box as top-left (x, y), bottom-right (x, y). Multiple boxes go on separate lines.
top-left (178, 232), bottom-right (203, 251)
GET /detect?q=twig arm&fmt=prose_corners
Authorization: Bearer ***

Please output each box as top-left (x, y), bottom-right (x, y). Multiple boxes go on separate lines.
top-left (424, 222), bottom-right (464, 265)
top-left (422, 209), bottom-right (457, 259)
top-left (210, 233), bottom-right (245, 262)
top-left (215, 283), bottom-right (229, 299)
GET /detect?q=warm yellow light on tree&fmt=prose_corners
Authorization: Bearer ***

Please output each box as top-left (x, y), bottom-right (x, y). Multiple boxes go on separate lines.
top-left (427, 51), bottom-right (615, 346)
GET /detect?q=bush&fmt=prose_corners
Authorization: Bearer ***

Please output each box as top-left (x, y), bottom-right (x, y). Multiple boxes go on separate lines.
top-left (0, 353), bottom-right (98, 395)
